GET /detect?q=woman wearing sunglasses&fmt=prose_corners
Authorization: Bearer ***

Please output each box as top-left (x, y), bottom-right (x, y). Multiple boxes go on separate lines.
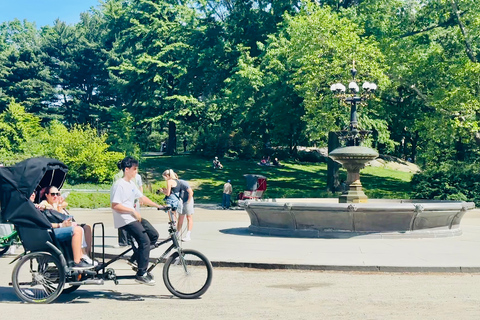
top-left (39, 186), bottom-right (68, 213)
top-left (38, 186), bottom-right (96, 266)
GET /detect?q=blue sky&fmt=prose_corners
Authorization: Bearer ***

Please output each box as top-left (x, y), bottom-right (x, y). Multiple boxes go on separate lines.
top-left (0, 0), bottom-right (101, 27)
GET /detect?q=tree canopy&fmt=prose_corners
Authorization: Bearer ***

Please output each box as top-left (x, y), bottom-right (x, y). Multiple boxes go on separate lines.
top-left (0, 0), bottom-right (479, 173)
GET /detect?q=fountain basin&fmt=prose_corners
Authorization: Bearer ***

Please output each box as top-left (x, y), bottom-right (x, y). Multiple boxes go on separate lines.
top-left (241, 198), bottom-right (475, 238)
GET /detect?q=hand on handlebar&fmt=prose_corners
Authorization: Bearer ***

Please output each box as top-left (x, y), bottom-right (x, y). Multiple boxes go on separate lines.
top-left (157, 205), bottom-right (171, 212)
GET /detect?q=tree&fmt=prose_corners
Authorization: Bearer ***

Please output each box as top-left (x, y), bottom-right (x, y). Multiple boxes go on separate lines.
top-left (107, 0), bottom-right (204, 154)
top-left (0, 19), bottom-right (54, 115)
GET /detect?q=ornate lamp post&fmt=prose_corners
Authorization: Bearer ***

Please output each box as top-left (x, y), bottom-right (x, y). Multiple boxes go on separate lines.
top-left (329, 61), bottom-right (377, 146)
top-left (328, 62), bottom-right (379, 203)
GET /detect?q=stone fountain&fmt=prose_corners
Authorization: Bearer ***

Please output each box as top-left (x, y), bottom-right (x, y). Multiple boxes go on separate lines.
top-left (241, 64), bottom-right (475, 238)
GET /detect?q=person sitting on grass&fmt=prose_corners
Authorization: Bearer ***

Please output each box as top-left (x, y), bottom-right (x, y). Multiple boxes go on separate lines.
top-left (213, 157), bottom-right (223, 169)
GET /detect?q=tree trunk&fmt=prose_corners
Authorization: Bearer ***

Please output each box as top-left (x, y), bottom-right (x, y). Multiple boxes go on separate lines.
top-left (450, 0), bottom-right (477, 63)
top-left (167, 121), bottom-right (176, 155)
top-left (411, 131), bottom-right (419, 163)
top-left (327, 131), bottom-right (341, 192)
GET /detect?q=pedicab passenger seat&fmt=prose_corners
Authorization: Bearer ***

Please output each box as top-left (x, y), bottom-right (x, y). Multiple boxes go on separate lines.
top-left (0, 157), bottom-right (73, 265)
top-left (16, 225), bottom-right (74, 266)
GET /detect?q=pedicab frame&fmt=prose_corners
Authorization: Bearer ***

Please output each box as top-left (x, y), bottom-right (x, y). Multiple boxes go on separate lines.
top-left (0, 157), bottom-right (212, 303)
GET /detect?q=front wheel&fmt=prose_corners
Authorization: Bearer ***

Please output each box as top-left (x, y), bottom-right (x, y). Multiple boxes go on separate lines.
top-left (163, 249), bottom-right (212, 299)
top-left (12, 252), bottom-right (65, 303)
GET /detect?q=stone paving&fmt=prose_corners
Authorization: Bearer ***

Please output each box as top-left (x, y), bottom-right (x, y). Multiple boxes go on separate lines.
top-left (29, 205), bottom-right (480, 273)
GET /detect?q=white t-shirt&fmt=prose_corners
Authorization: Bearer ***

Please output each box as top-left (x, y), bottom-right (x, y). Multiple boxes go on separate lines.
top-left (110, 178), bottom-right (144, 229)
top-left (134, 174), bottom-right (143, 210)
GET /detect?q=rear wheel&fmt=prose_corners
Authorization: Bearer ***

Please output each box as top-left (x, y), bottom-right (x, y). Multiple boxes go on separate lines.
top-left (62, 284), bottom-right (81, 294)
top-left (12, 252), bottom-right (65, 303)
top-left (163, 249), bottom-right (212, 299)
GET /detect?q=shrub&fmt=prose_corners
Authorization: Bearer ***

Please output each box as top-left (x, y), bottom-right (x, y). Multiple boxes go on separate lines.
top-left (410, 162), bottom-right (480, 205)
top-left (40, 121), bottom-right (124, 184)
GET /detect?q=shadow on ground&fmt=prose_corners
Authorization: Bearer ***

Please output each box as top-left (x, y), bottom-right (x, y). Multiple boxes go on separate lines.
top-left (0, 286), bottom-right (176, 303)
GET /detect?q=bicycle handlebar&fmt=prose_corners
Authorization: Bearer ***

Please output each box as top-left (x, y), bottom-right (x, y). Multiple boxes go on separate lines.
top-left (158, 205), bottom-right (175, 223)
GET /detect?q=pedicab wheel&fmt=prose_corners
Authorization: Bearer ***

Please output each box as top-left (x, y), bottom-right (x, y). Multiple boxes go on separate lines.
top-left (163, 249), bottom-right (213, 299)
top-left (0, 245), bottom-right (10, 257)
top-left (12, 252), bottom-right (65, 303)
top-left (62, 284), bottom-right (81, 294)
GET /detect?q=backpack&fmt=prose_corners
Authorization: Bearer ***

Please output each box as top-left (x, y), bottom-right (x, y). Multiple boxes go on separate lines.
top-left (174, 179), bottom-right (191, 203)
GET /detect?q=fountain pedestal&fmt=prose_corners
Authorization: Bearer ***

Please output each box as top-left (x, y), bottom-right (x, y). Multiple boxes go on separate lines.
top-left (329, 146), bottom-right (379, 203)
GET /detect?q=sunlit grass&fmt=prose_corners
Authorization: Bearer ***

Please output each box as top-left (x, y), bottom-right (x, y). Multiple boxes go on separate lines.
top-left (141, 155), bottom-right (414, 204)
top-left (65, 154), bottom-right (415, 207)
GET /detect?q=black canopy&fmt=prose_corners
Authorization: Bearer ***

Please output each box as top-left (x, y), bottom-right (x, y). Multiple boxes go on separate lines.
top-left (0, 157), bottom-right (68, 229)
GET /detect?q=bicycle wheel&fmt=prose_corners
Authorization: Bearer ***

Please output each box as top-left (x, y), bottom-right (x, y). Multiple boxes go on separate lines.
top-left (163, 249), bottom-right (212, 299)
top-left (0, 245), bottom-right (10, 257)
top-left (12, 252), bottom-right (65, 303)
top-left (62, 284), bottom-right (81, 294)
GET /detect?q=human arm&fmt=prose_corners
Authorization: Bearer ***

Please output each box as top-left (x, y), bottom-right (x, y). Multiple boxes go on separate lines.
top-left (160, 180), bottom-right (173, 196)
top-left (139, 196), bottom-right (164, 209)
top-left (38, 200), bottom-right (54, 210)
top-left (186, 187), bottom-right (194, 203)
top-left (111, 202), bottom-right (142, 221)
top-left (56, 196), bottom-right (68, 212)
top-left (51, 217), bottom-right (73, 229)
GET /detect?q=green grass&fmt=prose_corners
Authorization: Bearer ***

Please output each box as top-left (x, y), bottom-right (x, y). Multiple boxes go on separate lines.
top-left (64, 154), bottom-right (414, 208)
top-left (142, 154), bottom-right (415, 204)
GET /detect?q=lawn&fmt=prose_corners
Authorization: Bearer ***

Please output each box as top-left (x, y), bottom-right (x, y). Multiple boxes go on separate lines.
top-left (142, 154), bottom-right (414, 204)
top-left (65, 154), bottom-right (415, 208)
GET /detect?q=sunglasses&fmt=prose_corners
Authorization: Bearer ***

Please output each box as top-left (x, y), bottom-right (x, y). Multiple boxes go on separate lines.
top-left (48, 192), bottom-right (61, 196)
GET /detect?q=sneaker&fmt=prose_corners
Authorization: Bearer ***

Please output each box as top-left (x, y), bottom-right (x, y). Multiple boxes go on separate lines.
top-left (135, 273), bottom-right (155, 286)
top-left (72, 259), bottom-right (95, 270)
top-left (82, 254), bottom-right (99, 266)
top-left (181, 236), bottom-right (191, 242)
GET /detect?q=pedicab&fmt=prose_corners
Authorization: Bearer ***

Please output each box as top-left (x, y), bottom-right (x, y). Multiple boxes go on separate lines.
top-left (237, 174), bottom-right (267, 200)
top-left (0, 157), bottom-right (212, 304)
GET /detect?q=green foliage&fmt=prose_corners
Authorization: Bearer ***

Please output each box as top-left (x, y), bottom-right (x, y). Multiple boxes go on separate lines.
top-left (67, 192), bottom-right (111, 209)
top-left (0, 101), bottom-right (42, 155)
top-left (411, 162), bottom-right (480, 205)
top-left (39, 121), bottom-right (124, 183)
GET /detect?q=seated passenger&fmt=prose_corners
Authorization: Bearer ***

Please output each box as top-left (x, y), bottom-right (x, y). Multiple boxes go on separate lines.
top-left (38, 186), bottom-right (95, 265)
top-left (30, 192), bottom-right (93, 270)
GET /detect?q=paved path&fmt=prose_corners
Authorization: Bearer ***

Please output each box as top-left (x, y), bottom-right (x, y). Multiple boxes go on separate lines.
top-left (5, 205), bottom-right (477, 273)
top-left (1, 206), bottom-right (480, 318)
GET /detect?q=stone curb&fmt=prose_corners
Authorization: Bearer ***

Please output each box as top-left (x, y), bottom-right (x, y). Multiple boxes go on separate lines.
top-left (94, 253), bottom-right (480, 274)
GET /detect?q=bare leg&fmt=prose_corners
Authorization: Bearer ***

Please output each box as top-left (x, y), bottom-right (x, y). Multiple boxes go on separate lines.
top-left (186, 215), bottom-right (193, 231)
top-left (177, 214), bottom-right (185, 233)
top-left (72, 226), bottom-right (84, 263)
top-left (82, 224), bottom-right (92, 256)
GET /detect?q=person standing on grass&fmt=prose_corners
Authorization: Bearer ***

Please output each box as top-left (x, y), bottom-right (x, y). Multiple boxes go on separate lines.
top-left (177, 179), bottom-right (194, 242)
top-left (222, 180), bottom-right (232, 209)
top-left (110, 156), bottom-right (163, 285)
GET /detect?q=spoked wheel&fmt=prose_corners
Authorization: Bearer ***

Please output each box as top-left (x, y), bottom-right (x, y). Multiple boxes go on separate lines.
top-left (163, 249), bottom-right (213, 299)
top-left (0, 245), bottom-right (10, 257)
top-left (62, 284), bottom-right (80, 294)
top-left (12, 252), bottom-right (65, 303)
